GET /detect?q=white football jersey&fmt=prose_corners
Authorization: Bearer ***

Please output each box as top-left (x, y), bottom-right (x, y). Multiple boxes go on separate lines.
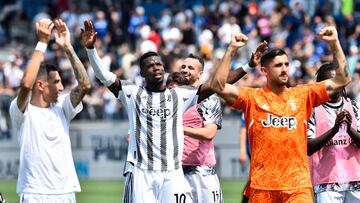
top-left (119, 80), bottom-right (199, 171)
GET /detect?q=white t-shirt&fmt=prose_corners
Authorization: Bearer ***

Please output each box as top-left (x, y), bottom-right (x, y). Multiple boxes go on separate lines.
top-left (9, 93), bottom-right (82, 195)
top-left (119, 81), bottom-right (198, 171)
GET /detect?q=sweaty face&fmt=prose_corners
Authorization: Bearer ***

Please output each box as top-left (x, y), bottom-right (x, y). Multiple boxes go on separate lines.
top-left (141, 56), bottom-right (165, 84)
top-left (43, 71), bottom-right (64, 103)
top-left (180, 58), bottom-right (203, 85)
top-left (264, 55), bottom-right (289, 86)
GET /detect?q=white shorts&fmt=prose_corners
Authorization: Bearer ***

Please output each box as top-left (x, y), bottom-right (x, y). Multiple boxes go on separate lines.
top-left (183, 166), bottom-right (223, 203)
top-left (20, 193), bottom-right (76, 203)
top-left (122, 166), bottom-right (191, 203)
top-left (315, 190), bottom-right (360, 203)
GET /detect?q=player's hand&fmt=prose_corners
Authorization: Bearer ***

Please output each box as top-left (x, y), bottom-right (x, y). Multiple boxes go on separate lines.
top-left (53, 19), bottom-right (71, 48)
top-left (319, 26), bottom-right (338, 43)
top-left (36, 18), bottom-right (54, 43)
top-left (249, 41), bottom-right (268, 67)
top-left (80, 20), bottom-right (97, 49)
top-left (229, 32), bottom-right (248, 52)
top-left (343, 109), bottom-right (353, 132)
top-left (334, 110), bottom-right (347, 131)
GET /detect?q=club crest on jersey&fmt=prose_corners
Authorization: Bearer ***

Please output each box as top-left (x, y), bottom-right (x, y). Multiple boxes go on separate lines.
top-left (141, 108), bottom-right (171, 119)
top-left (260, 104), bottom-right (269, 110)
top-left (262, 113), bottom-right (297, 130)
top-left (287, 100), bottom-right (297, 111)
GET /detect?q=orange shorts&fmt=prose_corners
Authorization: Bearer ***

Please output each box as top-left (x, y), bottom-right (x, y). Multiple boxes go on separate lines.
top-left (249, 187), bottom-right (314, 203)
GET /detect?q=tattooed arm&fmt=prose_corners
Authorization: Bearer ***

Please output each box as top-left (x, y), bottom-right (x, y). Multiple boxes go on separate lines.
top-left (54, 19), bottom-right (91, 107)
top-left (319, 26), bottom-right (352, 97)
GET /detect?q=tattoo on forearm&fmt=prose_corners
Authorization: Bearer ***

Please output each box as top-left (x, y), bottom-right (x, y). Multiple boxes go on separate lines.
top-left (71, 87), bottom-right (84, 105)
top-left (64, 46), bottom-right (90, 105)
top-left (326, 84), bottom-right (334, 91)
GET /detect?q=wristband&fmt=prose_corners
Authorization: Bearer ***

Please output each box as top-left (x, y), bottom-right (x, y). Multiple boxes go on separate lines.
top-left (242, 63), bottom-right (253, 73)
top-left (35, 41), bottom-right (48, 53)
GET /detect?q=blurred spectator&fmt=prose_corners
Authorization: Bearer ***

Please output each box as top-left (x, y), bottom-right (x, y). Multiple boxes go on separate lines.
top-left (217, 16), bottom-right (241, 48)
top-left (93, 10), bottom-right (108, 40)
top-left (0, 0), bottom-right (358, 122)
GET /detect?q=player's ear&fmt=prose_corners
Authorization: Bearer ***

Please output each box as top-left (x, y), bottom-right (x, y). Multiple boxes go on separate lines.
top-left (260, 66), bottom-right (267, 76)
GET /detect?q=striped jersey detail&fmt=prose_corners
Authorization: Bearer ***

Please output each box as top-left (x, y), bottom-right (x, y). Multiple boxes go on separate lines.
top-left (120, 81), bottom-right (198, 171)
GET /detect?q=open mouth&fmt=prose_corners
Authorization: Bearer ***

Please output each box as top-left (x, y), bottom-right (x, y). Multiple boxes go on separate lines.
top-left (154, 73), bottom-right (163, 79)
top-left (183, 75), bottom-right (190, 80)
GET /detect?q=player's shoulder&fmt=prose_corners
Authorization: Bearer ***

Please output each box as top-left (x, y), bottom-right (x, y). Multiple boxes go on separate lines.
top-left (293, 81), bottom-right (326, 91)
top-left (120, 80), bottom-right (136, 87)
top-left (286, 84), bottom-right (317, 97)
top-left (202, 94), bottom-right (221, 105)
top-left (176, 85), bottom-right (198, 91)
top-left (351, 99), bottom-right (360, 110)
top-left (173, 85), bottom-right (198, 96)
top-left (9, 97), bottom-right (20, 115)
top-left (240, 86), bottom-right (259, 93)
top-left (55, 93), bottom-right (69, 106)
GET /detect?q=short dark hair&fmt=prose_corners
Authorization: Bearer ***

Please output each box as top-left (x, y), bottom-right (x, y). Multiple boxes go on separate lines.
top-left (187, 53), bottom-right (204, 71)
top-left (260, 48), bottom-right (287, 67)
top-left (315, 62), bottom-right (337, 82)
top-left (166, 72), bottom-right (187, 86)
top-left (139, 51), bottom-right (160, 69)
top-left (37, 63), bottom-right (59, 81)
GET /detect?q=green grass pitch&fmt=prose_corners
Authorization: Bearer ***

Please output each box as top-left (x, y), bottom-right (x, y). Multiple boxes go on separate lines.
top-left (0, 179), bottom-right (247, 203)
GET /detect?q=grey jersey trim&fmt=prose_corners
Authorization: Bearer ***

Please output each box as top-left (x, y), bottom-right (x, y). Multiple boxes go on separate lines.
top-left (170, 89), bottom-right (180, 169)
top-left (160, 92), bottom-right (167, 171)
top-left (135, 88), bottom-right (143, 168)
top-left (146, 92), bottom-right (154, 170)
top-left (178, 85), bottom-right (198, 90)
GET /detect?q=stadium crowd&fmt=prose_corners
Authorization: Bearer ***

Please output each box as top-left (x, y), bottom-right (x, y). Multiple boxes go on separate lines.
top-left (0, 0), bottom-right (359, 125)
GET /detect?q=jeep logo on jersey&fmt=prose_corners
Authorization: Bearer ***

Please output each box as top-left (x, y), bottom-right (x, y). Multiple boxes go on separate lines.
top-left (262, 113), bottom-right (297, 129)
top-left (141, 108), bottom-right (171, 119)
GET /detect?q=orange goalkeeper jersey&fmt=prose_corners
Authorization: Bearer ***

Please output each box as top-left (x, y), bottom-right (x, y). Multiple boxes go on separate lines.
top-left (230, 81), bottom-right (330, 190)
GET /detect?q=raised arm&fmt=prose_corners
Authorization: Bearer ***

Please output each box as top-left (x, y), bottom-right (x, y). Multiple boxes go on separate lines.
top-left (81, 19), bottom-right (121, 97)
top-left (17, 19), bottom-right (54, 112)
top-left (227, 41), bottom-right (267, 84)
top-left (54, 19), bottom-right (91, 107)
top-left (320, 26), bottom-right (352, 96)
top-left (209, 33), bottom-right (248, 104)
top-left (198, 40), bottom-right (267, 102)
top-left (183, 124), bottom-right (218, 141)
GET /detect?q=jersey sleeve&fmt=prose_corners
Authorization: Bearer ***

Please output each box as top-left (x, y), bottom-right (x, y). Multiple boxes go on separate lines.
top-left (199, 95), bottom-right (222, 129)
top-left (227, 87), bottom-right (252, 112)
top-left (118, 80), bottom-right (138, 109)
top-left (351, 100), bottom-right (360, 133)
top-left (307, 81), bottom-right (331, 107)
top-left (9, 97), bottom-right (25, 131)
top-left (307, 110), bottom-right (316, 139)
top-left (62, 93), bottom-right (83, 121)
top-left (176, 85), bottom-right (199, 112)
